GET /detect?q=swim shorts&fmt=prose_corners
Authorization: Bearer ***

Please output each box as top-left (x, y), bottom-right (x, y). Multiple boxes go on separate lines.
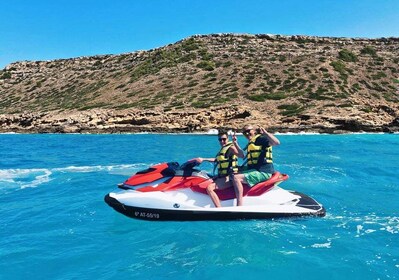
top-left (243, 169), bottom-right (272, 187)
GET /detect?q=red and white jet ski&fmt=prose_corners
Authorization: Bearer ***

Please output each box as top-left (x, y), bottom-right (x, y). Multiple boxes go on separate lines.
top-left (104, 161), bottom-right (326, 221)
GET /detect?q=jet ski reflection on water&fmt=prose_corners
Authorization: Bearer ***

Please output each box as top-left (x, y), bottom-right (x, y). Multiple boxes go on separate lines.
top-left (104, 161), bottom-right (326, 221)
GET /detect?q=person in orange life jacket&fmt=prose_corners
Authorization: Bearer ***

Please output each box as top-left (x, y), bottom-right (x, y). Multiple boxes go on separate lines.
top-left (189, 130), bottom-right (240, 207)
top-left (231, 125), bottom-right (280, 206)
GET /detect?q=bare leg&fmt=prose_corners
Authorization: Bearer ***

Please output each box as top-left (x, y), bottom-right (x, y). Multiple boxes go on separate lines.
top-left (206, 177), bottom-right (232, 208)
top-left (232, 173), bottom-right (247, 206)
top-left (206, 182), bottom-right (221, 208)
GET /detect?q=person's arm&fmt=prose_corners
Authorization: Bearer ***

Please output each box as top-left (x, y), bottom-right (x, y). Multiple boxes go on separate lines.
top-left (232, 132), bottom-right (245, 158)
top-left (227, 144), bottom-right (240, 157)
top-left (259, 127), bottom-right (280, 146)
top-left (189, 157), bottom-right (215, 164)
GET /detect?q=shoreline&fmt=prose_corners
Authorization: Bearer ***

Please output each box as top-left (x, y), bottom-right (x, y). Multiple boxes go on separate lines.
top-left (1, 125), bottom-right (398, 134)
top-left (1, 129), bottom-right (397, 136)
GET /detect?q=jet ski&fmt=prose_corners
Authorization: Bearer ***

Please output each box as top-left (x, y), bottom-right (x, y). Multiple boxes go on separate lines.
top-left (104, 161), bottom-right (326, 221)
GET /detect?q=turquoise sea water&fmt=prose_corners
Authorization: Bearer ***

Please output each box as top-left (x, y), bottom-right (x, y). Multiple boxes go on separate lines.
top-left (0, 133), bottom-right (398, 279)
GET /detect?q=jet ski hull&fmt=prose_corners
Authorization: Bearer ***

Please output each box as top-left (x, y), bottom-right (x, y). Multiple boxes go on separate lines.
top-left (104, 192), bottom-right (326, 221)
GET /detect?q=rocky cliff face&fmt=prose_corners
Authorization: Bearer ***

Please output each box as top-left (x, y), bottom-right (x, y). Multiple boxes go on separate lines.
top-left (1, 34), bottom-right (398, 133)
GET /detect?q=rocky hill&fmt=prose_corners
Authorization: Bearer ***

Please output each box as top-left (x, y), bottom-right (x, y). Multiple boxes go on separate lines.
top-left (1, 34), bottom-right (398, 133)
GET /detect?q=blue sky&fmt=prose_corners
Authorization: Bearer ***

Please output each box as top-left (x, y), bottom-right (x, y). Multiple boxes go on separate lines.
top-left (1, 0), bottom-right (398, 69)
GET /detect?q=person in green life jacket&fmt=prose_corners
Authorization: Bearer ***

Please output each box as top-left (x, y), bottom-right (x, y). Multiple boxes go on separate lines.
top-left (231, 124), bottom-right (280, 206)
top-left (189, 130), bottom-right (240, 207)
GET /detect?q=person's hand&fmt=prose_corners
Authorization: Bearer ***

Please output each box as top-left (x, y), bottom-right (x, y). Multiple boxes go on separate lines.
top-left (259, 127), bottom-right (268, 134)
top-left (232, 132), bottom-right (237, 143)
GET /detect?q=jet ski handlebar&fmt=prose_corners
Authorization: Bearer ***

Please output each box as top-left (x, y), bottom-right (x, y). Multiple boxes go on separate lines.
top-left (179, 160), bottom-right (200, 171)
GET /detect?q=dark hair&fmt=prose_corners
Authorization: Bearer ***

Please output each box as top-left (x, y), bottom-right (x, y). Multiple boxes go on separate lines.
top-left (218, 130), bottom-right (228, 137)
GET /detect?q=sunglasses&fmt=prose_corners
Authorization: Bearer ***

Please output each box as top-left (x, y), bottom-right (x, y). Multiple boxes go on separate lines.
top-left (218, 137), bottom-right (228, 141)
top-left (242, 129), bottom-right (252, 136)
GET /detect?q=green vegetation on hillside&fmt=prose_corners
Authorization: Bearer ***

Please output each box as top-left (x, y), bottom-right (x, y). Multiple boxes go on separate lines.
top-left (1, 34), bottom-right (398, 115)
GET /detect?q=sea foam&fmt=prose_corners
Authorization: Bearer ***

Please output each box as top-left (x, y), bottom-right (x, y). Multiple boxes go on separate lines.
top-left (0, 163), bottom-right (148, 190)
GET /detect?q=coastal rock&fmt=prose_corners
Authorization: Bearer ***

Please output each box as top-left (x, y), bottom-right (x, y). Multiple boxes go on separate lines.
top-left (0, 106), bottom-right (398, 133)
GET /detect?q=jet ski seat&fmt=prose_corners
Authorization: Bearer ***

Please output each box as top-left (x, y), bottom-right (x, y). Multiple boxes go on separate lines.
top-left (190, 172), bottom-right (289, 201)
